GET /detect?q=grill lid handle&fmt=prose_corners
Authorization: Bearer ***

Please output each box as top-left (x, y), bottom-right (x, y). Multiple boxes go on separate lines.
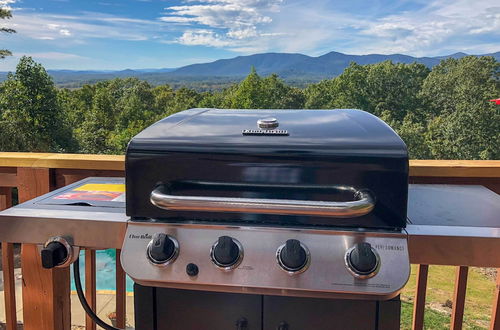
top-left (150, 185), bottom-right (375, 218)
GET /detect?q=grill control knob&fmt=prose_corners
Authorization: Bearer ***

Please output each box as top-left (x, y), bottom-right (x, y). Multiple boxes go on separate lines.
top-left (211, 236), bottom-right (243, 269)
top-left (147, 233), bottom-right (179, 265)
top-left (41, 242), bottom-right (68, 269)
top-left (346, 242), bottom-right (379, 278)
top-left (277, 239), bottom-right (310, 273)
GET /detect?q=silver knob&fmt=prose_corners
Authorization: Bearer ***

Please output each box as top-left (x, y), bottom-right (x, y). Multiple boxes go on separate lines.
top-left (257, 118), bottom-right (279, 129)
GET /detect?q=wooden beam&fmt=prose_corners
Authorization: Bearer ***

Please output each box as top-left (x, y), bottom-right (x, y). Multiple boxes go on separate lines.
top-left (491, 269), bottom-right (500, 330)
top-left (451, 266), bottom-right (468, 330)
top-left (115, 249), bottom-right (126, 329)
top-left (0, 153), bottom-right (124, 171)
top-left (412, 264), bottom-right (429, 330)
top-left (18, 168), bottom-right (71, 330)
top-left (85, 249), bottom-right (97, 330)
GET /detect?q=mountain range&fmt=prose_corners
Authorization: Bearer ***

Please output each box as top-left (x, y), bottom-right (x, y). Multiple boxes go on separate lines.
top-left (168, 51), bottom-right (499, 77)
top-left (1, 50), bottom-right (499, 89)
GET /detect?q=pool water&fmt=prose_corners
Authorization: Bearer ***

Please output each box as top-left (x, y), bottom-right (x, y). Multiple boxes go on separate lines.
top-left (70, 250), bottom-right (134, 293)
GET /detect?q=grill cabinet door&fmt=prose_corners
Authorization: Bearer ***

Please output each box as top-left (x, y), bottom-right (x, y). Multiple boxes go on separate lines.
top-left (135, 285), bottom-right (262, 330)
top-left (262, 295), bottom-right (378, 330)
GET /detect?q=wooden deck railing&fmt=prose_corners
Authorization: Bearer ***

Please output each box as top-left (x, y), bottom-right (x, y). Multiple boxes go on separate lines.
top-left (0, 153), bottom-right (499, 330)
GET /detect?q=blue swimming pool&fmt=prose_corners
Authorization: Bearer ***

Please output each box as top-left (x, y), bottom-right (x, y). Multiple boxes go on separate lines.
top-left (70, 250), bottom-right (134, 293)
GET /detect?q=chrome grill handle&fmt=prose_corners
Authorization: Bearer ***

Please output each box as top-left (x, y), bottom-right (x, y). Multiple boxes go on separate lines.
top-left (150, 186), bottom-right (375, 218)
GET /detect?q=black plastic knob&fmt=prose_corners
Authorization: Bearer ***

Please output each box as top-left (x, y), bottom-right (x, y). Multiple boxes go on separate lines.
top-left (148, 233), bottom-right (176, 264)
top-left (279, 239), bottom-right (307, 271)
top-left (213, 236), bottom-right (240, 266)
top-left (41, 242), bottom-right (68, 269)
top-left (349, 242), bottom-right (378, 274)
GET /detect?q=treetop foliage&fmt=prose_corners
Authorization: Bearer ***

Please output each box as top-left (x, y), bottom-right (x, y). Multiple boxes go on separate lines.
top-left (0, 8), bottom-right (15, 59)
top-left (0, 55), bottom-right (498, 159)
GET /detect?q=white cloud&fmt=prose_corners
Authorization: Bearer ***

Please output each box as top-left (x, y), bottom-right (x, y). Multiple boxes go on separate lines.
top-left (161, 0), bottom-right (281, 47)
top-left (359, 0), bottom-right (500, 55)
top-left (5, 11), bottom-right (164, 43)
top-left (178, 29), bottom-right (231, 47)
top-left (226, 27), bottom-right (258, 39)
top-left (59, 29), bottom-right (71, 36)
top-left (0, 0), bottom-right (16, 8)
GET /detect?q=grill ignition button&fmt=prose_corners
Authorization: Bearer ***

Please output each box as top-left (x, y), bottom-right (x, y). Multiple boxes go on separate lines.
top-left (210, 236), bottom-right (243, 270)
top-left (147, 233), bottom-right (179, 266)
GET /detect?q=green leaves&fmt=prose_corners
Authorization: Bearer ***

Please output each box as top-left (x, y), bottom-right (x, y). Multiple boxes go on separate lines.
top-left (420, 56), bottom-right (500, 159)
top-left (0, 56), bottom-right (75, 152)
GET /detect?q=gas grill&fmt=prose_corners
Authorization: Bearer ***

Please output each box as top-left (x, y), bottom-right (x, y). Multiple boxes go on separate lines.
top-left (121, 108), bottom-right (411, 329)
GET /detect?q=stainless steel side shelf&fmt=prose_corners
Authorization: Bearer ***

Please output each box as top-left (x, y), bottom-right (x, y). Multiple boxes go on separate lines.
top-left (0, 177), bottom-right (128, 249)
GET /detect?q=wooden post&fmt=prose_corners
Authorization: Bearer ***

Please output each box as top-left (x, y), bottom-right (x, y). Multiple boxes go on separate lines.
top-left (412, 264), bottom-right (429, 330)
top-left (116, 249), bottom-right (126, 329)
top-left (85, 249), bottom-right (96, 330)
top-left (18, 168), bottom-right (71, 330)
top-left (491, 269), bottom-right (500, 330)
top-left (1, 187), bottom-right (17, 330)
top-left (451, 266), bottom-right (468, 330)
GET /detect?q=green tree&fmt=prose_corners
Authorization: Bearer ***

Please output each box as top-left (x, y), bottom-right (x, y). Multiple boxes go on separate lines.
top-left (0, 56), bottom-right (75, 151)
top-left (0, 8), bottom-right (16, 59)
top-left (224, 67), bottom-right (265, 108)
top-left (421, 56), bottom-right (500, 159)
top-left (167, 87), bottom-right (202, 115)
top-left (75, 86), bottom-right (115, 153)
top-left (152, 85), bottom-right (174, 114)
top-left (304, 79), bottom-right (336, 109)
top-left (221, 68), bottom-right (305, 109)
top-left (260, 74), bottom-right (305, 108)
top-left (109, 80), bottom-right (158, 152)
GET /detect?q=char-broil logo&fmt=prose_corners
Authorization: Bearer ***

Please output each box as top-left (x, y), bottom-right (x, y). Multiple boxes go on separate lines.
top-left (242, 129), bottom-right (289, 136)
top-left (128, 233), bottom-right (152, 240)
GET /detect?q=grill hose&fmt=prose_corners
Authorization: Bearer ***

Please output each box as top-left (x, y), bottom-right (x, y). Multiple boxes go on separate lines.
top-left (73, 258), bottom-right (123, 330)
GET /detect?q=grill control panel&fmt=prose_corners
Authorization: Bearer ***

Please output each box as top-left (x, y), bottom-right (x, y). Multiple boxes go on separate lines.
top-left (122, 223), bottom-right (410, 300)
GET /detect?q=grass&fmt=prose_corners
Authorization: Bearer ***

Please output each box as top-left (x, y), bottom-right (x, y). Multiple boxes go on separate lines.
top-left (399, 265), bottom-right (496, 329)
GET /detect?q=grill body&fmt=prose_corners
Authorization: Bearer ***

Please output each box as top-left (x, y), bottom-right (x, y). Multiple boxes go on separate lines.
top-left (124, 108), bottom-right (410, 330)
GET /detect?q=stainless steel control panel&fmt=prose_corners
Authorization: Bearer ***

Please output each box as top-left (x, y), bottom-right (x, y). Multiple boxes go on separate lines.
top-left (121, 222), bottom-right (410, 300)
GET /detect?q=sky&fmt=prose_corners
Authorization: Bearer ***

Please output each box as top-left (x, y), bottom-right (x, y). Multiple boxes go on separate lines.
top-left (0, 0), bottom-right (499, 71)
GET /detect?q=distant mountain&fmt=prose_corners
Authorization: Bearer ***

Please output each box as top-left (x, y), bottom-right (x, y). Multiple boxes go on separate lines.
top-left (169, 51), bottom-right (500, 77)
top-left (0, 51), bottom-right (498, 89)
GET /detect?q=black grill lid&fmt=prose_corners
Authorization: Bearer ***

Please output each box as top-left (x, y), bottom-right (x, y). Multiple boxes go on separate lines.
top-left (127, 108), bottom-right (407, 157)
top-left (126, 108), bottom-right (408, 229)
